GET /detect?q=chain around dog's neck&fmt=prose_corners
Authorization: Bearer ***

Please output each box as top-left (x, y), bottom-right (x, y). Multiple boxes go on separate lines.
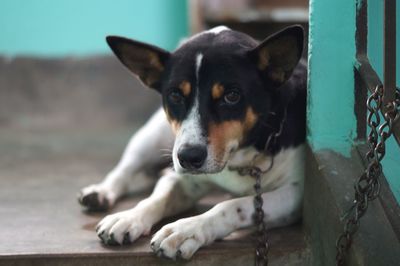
top-left (231, 107), bottom-right (287, 266)
top-left (230, 107), bottom-right (287, 175)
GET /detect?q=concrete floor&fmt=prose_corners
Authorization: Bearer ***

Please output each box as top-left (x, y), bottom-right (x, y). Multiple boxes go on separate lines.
top-left (0, 127), bottom-right (308, 266)
top-left (0, 56), bottom-right (309, 265)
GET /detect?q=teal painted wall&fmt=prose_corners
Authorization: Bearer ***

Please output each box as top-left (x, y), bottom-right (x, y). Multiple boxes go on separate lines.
top-left (368, 0), bottom-right (400, 201)
top-left (309, 0), bottom-right (400, 202)
top-left (0, 0), bottom-right (188, 57)
top-left (307, 0), bottom-right (357, 155)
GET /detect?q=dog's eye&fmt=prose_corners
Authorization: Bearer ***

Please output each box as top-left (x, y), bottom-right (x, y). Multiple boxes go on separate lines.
top-left (168, 91), bottom-right (184, 105)
top-left (223, 91), bottom-right (241, 105)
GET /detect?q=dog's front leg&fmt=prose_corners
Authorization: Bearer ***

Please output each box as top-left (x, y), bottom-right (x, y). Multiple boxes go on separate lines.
top-left (96, 170), bottom-right (210, 245)
top-left (79, 108), bottom-right (174, 210)
top-left (151, 182), bottom-right (303, 260)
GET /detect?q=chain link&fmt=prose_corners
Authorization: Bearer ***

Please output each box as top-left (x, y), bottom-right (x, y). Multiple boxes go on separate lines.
top-left (229, 158), bottom-right (271, 266)
top-left (253, 167), bottom-right (269, 266)
top-left (229, 108), bottom-right (287, 266)
top-left (335, 85), bottom-right (400, 265)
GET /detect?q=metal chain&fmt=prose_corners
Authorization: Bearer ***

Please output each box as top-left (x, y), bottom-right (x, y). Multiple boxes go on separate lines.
top-left (233, 165), bottom-right (270, 266)
top-left (335, 85), bottom-right (400, 265)
top-left (229, 108), bottom-right (287, 266)
top-left (253, 167), bottom-right (269, 266)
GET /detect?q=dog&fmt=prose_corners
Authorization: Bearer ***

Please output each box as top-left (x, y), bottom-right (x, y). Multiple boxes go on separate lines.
top-left (79, 25), bottom-right (306, 260)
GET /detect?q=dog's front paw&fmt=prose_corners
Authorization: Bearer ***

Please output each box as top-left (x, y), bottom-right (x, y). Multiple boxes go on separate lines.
top-left (151, 216), bottom-right (209, 260)
top-left (96, 209), bottom-right (151, 245)
top-left (78, 184), bottom-right (117, 211)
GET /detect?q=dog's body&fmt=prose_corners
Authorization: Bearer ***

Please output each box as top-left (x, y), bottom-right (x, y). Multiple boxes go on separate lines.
top-left (79, 26), bottom-right (307, 260)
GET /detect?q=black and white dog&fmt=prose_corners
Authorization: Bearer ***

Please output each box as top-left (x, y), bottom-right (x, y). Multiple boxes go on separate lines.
top-left (79, 25), bottom-right (306, 260)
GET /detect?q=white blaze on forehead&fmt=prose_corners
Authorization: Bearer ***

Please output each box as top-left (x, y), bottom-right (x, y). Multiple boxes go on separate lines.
top-left (195, 53), bottom-right (203, 81)
top-left (176, 26), bottom-right (230, 49)
top-left (176, 103), bottom-right (203, 145)
top-left (172, 53), bottom-right (205, 170)
top-left (181, 53), bottom-right (203, 144)
top-left (207, 26), bottom-right (230, 35)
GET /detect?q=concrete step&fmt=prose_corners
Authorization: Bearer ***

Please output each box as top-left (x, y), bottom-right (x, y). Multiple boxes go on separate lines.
top-left (0, 128), bottom-right (310, 266)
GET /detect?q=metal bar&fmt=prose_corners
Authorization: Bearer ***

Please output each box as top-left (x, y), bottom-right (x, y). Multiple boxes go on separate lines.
top-left (383, 0), bottom-right (396, 105)
top-left (357, 56), bottom-right (383, 90)
top-left (352, 0), bottom-right (399, 145)
top-left (354, 0), bottom-right (368, 139)
top-left (356, 56), bottom-right (400, 147)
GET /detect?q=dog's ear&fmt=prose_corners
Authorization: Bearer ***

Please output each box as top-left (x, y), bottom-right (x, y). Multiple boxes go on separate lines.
top-left (106, 36), bottom-right (170, 91)
top-left (249, 25), bottom-right (304, 86)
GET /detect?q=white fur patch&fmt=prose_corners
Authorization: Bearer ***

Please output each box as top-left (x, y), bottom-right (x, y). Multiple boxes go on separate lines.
top-left (80, 108), bottom-right (174, 208)
top-left (207, 25), bottom-right (230, 34)
top-left (195, 53), bottom-right (203, 80)
top-left (176, 26), bottom-right (230, 49)
top-left (210, 144), bottom-right (305, 195)
top-left (172, 53), bottom-right (206, 172)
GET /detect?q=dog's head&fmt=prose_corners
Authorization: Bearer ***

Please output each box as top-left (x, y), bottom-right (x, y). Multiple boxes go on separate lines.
top-left (107, 26), bottom-right (303, 174)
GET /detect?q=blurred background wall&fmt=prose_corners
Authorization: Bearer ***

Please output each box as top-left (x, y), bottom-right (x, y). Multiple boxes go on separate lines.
top-left (0, 0), bottom-right (189, 130)
top-left (0, 0), bottom-right (189, 57)
top-left (0, 0), bottom-right (309, 131)
top-left (0, 0), bottom-right (310, 57)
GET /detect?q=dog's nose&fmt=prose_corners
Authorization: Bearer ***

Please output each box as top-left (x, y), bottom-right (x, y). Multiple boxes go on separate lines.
top-left (178, 145), bottom-right (207, 170)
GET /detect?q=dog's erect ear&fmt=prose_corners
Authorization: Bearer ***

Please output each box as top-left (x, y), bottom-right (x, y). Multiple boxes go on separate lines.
top-left (249, 25), bottom-right (304, 86)
top-left (106, 36), bottom-right (170, 91)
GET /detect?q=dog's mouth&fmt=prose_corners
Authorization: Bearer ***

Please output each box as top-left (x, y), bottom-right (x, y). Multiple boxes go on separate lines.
top-left (175, 161), bottom-right (228, 175)
top-left (173, 162), bottom-right (227, 175)
top-left (172, 142), bottom-right (238, 175)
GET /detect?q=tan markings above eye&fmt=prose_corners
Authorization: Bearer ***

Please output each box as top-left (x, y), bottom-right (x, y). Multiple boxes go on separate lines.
top-left (244, 107), bottom-right (258, 132)
top-left (179, 81), bottom-right (191, 97)
top-left (212, 83), bottom-right (225, 100)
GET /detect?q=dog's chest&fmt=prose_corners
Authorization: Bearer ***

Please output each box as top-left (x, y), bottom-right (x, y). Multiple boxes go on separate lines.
top-left (205, 145), bottom-right (304, 195)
